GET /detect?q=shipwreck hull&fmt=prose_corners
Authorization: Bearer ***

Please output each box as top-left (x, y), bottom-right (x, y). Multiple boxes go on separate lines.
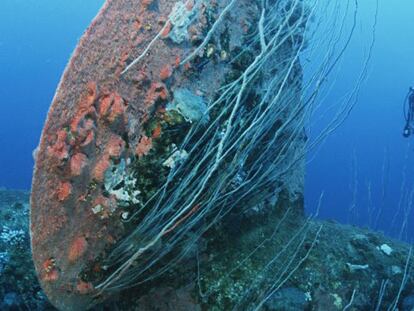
top-left (31, 0), bottom-right (306, 309)
top-left (31, 0), bottom-right (262, 309)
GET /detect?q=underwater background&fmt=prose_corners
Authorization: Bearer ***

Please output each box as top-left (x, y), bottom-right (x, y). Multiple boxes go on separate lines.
top-left (0, 0), bottom-right (414, 240)
top-left (305, 0), bottom-right (414, 241)
top-left (1, 1), bottom-right (414, 310)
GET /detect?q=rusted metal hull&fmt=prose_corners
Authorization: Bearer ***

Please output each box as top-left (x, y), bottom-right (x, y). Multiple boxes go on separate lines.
top-left (30, 0), bottom-right (256, 309)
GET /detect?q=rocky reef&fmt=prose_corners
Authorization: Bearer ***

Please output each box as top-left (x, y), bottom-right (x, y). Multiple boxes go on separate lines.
top-left (1, 188), bottom-right (414, 310)
top-left (0, 189), bottom-right (53, 310)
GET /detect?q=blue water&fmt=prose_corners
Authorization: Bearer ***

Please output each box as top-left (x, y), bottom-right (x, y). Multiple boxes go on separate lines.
top-left (0, 0), bottom-right (104, 189)
top-left (0, 0), bottom-right (413, 240)
top-left (305, 0), bottom-right (414, 241)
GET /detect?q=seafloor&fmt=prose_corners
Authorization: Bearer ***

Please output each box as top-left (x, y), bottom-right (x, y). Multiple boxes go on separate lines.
top-left (1, 188), bottom-right (414, 310)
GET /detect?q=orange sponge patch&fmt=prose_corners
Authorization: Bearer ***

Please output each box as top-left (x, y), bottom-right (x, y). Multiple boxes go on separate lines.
top-left (43, 269), bottom-right (59, 282)
top-left (152, 124), bottom-right (162, 139)
top-left (98, 92), bottom-right (127, 124)
top-left (68, 236), bottom-right (88, 263)
top-left (93, 157), bottom-right (111, 182)
top-left (161, 22), bottom-right (172, 38)
top-left (145, 82), bottom-right (169, 107)
top-left (70, 153), bottom-right (88, 177)
top-left (47, 130), bottom-right (70, 163)
top-left (85, 81), bottom-right (97, 107)
top-left (135, 135), bottom-right (153, 158)
top-left (42, 258), bottom-right (59, 282)
top-left (160, 64), bottom-right (173, 81)
top-left (76, 280), bottom-right (94, 295)
top-left (57, 182), bottom-right (72, 202)
top-left (107, 135), bottom-right (126, 159)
